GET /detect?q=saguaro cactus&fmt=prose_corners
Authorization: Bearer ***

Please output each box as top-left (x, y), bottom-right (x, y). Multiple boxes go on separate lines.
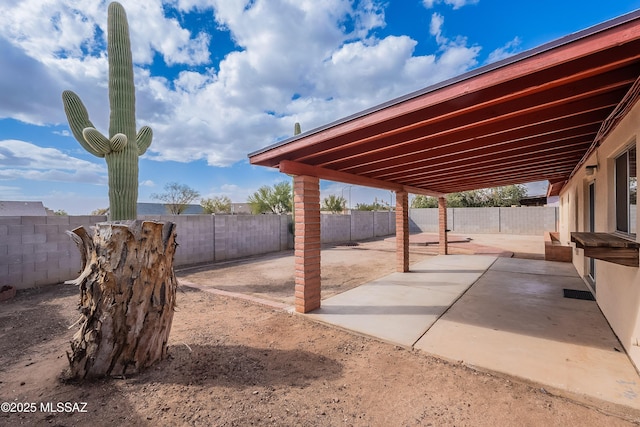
top-left (62, 1), bottom-right (151, 221)
top-left (61, 2), bottom-right (176, 380)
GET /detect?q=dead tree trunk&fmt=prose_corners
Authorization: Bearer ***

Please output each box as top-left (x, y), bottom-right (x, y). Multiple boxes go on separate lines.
top-left (65, 220), bottom-right (178, 379)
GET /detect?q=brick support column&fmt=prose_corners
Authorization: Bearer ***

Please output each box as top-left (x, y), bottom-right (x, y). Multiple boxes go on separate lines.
top-left (438, 196), bottom-right (448, 255)
top-left (396, 191), bottom-right (409, 272)
top-left (294, 175), bottom-right (321, 313)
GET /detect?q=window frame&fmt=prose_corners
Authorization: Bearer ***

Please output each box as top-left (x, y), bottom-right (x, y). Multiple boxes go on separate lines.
top-left (615, 143), bottom-right (637, 237)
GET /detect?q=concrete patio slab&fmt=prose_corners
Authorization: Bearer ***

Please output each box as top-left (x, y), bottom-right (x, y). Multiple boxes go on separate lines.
top-left (384, 233), bottom-right (471, 245)
top-left (489, 256), bottom-right (579, 277)
top-left (384, 233), bottom-right (515, 257)
top-left (413, 257), bottom-right (640, 411)
top-left (305, 255), bottom-right (496, 347)
top-left (307, 254), bottom-right (640, 413)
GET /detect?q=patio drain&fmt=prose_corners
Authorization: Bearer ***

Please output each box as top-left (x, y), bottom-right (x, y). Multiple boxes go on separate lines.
top-left (563, 289), bottom-right (595, 301)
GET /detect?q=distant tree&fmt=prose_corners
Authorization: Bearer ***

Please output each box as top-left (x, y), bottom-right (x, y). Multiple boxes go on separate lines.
top-left (354, 198), bottom-right (390, 211)
top-left (445, 189), bottom-right (489, 207)
top-left (410, 185), bottom-right (528, 208)
top-left (487, 184), bottom-right (527, 207)
top-left (151, 182), bottom-right (201, 214)
top-left (247, 181), bottom-right (292, 214)
top-left (411, 195), bottom-right (438, 208)
top-left (201, 196), bottom-right (232, 214)
top-left (54, 209), bottom-right (68, 216)
top-left (322, 195), bottom-right (347, 213)
top-left (91, 207), bottom-right (109, 215)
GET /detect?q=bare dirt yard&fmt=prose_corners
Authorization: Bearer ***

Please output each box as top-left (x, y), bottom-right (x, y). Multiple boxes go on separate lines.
top-left (1, 236), bottom-right (639, 426)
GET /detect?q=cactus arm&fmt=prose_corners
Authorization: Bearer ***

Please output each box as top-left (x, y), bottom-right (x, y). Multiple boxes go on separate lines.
top-left (110, 134), bottom-right (128, 152)
top-left (136, 126), bottom-right (153, 155)
top-left (62, 90), bottom-right (104, 158)
top-left (82, 128), bottom-right (111, 155)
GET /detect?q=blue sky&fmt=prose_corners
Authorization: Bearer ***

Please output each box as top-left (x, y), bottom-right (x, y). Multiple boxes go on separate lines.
top-left (1, 0), bottom-right (640, 214)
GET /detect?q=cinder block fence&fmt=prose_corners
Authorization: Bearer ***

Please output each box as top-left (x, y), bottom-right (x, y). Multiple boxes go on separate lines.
top-left (1, 216), bottom-right (106, 290)
top-left (1, 212), bottom-right (395, 290)
top-left (409, 207), bottom-right (558, 235)
top-left (1, 207), bottom-right (556, 290)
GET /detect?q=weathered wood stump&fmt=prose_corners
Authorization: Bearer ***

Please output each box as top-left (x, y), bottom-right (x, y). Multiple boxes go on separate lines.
top-left (64, 220), bottom-right (178, 379)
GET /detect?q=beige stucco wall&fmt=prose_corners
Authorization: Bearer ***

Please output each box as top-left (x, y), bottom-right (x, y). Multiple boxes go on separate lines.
top-left (560, 100), bottom-right (640, 369)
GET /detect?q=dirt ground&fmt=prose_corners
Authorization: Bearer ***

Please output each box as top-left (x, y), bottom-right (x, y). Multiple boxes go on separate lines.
top-left (175, 234), bottom-right (542, 306)
top-left (1, 236), bottom-right (639, 426)
top-left (176, 239), bottom-right (437, 305)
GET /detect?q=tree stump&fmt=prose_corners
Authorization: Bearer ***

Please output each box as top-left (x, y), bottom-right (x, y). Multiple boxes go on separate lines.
top-left (64, 220), bottom-right (178, 379)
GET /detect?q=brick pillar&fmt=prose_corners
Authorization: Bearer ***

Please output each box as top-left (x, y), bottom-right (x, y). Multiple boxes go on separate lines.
top-left (438, 196), bottom-right (448, 255)
top-left (294, 175), bottom-right (321, 313)
top-left (396, 191), bottom-right (409, 272)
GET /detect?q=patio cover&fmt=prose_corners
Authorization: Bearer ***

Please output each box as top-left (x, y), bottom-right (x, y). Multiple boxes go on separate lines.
top-left (248, 10), bottom-right (640, 313)
top-left (249, 10), bottom-right (640, 197)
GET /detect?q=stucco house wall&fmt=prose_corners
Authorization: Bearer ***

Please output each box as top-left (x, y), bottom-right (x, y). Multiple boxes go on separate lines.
top-left (560, 100), bottom-right (640, 369)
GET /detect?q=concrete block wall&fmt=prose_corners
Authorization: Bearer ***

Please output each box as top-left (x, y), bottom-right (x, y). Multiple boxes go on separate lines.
top-left (1, 215), bottom-right (107, 290)
top-left (8, 208), bottom-right (560, 290)
top-left (139, 215), bottom-right (215, 266)
top-left (141, 214), bottom-right (290, 264)
top-left (214, 214), bottom-right (285, 261)
top-left (2, 212), bottom-right (400, 290)
top-left (373, 211), bottom-right (394, 237)
top-left (452, 208), bottom-right (501, 233)
top-left (409, 207), bottom-right (558, 235)
top-left (409, 208), bottom-right (438, 232)
top-left (350, 211), bottom-right (374, 241)
top-left (281, 215), bottom-right (292, 250)
top-left (1, 214), bottom-right (293, 290)
top-left (499, 207), bottom-right (558, 234)
top-left (321, 211), bottom-right (395, 243)
top-left (321, 214), bottom-right (351, 243)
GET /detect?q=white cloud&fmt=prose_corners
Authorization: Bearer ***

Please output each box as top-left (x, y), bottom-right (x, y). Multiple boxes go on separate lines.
top-left (430, 12), bottom-right (446, 44)
top-left (486, 37), bottom-right (522, 64)
top-left (0, 0), bottom-right (482, 169)
top-left (0, 0), bottom-right (211, 67)
top-left (320, 36), bottom-right (420, 101)
top-left (422, 0), bottom-right (479, 10)
top-left (0, 140), bottom-right (106, 184)
top-left (0, 185), bottom-right (23, 199)
top-left (204, 183), bottom-right (252, 202)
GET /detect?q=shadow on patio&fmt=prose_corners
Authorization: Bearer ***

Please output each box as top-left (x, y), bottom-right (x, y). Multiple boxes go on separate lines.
top-left (304, 255), bottom-right (640, 414)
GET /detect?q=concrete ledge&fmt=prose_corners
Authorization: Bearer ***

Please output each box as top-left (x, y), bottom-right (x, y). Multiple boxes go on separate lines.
top-left (544, 231), bottom-right (572, 262)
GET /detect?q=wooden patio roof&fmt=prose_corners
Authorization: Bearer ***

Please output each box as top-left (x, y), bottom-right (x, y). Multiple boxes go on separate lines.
top-left (249, 10), bottom-right (640, 197)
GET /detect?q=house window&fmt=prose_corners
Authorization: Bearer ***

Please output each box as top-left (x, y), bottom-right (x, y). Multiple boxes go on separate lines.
top-left (615, 145), bottom-right (637, 235)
